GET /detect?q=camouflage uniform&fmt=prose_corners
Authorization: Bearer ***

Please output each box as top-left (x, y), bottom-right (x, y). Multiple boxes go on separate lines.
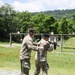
top-left (20, 34), bottom-right (39, 75)
top-left (34, 38), bottom-right (53, 75)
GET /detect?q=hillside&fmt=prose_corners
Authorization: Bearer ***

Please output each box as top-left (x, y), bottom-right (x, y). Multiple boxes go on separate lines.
top-left (33, 9), bottom-right (75, 20)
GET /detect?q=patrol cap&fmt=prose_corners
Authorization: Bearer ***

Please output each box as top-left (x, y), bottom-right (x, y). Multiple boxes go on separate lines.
top-left (42, 33), bottom-right (49, 38)
top-left (28, 28), bottom-right (36, 34)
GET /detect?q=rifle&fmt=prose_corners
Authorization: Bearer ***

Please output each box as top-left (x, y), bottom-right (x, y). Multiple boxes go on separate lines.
top-left (48, 41), bottom-right (58, 50)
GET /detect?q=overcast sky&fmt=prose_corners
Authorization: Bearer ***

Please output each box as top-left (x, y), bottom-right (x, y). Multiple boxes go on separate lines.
top-left (0, 0), bottom-right (75, 12)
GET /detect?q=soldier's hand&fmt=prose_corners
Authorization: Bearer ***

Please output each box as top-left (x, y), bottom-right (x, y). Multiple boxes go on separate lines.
top-left (38, 46), bottom-right (44, 50)
top-left (50, 43), bottom-right (54, 50)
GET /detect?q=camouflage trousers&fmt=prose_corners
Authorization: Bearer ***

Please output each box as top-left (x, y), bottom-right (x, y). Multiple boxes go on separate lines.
top-left (34, 60), bottom-right (49, 75)
top-left (20, 59), bottom-right (30, 75)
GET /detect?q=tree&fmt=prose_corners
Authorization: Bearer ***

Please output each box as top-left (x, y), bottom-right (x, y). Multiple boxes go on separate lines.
top-left (68, 13), bottom-right (75, 34)
top-left (0, 4), bottom-right (18, 41)
top-left (58, 16), bottom-right (69, 34)
top-left (31, 13), bottom-right (58, 34)
top-left (31, 13), bottom-right (46, 33)
top-left (43, 15), bottom-right (58, 33)
top-left (18, 11), bottom-right (33, 33)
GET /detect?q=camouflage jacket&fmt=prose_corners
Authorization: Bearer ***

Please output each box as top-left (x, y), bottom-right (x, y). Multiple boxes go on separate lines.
top-left (35, 38), bottom-right (53, 62)
top-left (20, 34), bottom-right (38, 60)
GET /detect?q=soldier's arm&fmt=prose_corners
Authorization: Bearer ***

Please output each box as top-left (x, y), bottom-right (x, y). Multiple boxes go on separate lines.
top-left (27, 40), bottom-right (43, 51)
top-left (47, 43), bottom-right (54, 52)
top-left (33, 42), bottom-right (38, 46)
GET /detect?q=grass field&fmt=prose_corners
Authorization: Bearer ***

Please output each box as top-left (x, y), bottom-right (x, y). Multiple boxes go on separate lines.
top-left (0, 37), bottom-right (75, 75)
top-left (0, 46), bottom-right (20, 70)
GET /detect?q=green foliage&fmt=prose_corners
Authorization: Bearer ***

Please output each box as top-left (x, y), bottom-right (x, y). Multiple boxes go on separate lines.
top-left (17, 11), bottom-right (33, 33)
top-left (58, 16), bottom-right (69, 34)
top-left (0, 4), bottom-right (75, 42)
top-left (42, 9), bottom-right (75, 20)
top-left (31, 13), bottom-right (47, 33)
top-left (31, 13), bottom-right (58, 33)
top-left (0, 4), bottom-right (18, 41)
top-left (43, 16), bottom-right (58, 33)
top-left (68, 13), bottom-right (75, 34)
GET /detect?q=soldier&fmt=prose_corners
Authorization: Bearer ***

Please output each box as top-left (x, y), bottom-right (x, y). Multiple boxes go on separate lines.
top-left (20, 28), bottom-right (43, 75)
top-left (34, 33), bottom-right (54, 75)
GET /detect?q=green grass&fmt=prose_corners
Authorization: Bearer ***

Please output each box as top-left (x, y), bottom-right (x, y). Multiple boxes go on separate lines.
top-left (30, 51), bottom-right (75, 75)
top-left (47, 52), bottom-right (75, 75)
top-left (0, 46), bottom-right (20, 70)
top-left (62, 37), bottom-right (75, 53)
top-left (0, 42), bottom-right (9, 44)
top-left (0, 37), bottom-right (75, 75)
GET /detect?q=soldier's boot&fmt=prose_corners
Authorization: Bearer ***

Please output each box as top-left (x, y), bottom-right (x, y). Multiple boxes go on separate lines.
top-left (34, 73), bottom-right (39, 75)
top-left (42, 71), bottom-right (48, 75)
top-left (21, 68), bottom-right (29, 75)
top-left (42, 68), bottom-right (48, 75)
top-left (34, 70), bottom-right (40, 75)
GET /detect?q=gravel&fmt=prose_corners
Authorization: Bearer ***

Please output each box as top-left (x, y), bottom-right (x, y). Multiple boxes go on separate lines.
top-left (0, 70), bottom-right (33, 75)
top-left (0, 70), bottom-right (20, 75)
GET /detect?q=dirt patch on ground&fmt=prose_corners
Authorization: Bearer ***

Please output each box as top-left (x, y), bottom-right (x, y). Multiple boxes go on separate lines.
top-left (0, 70), bottom-right (33, 75)
top-left (0, 70), bottom-right (20, 75)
